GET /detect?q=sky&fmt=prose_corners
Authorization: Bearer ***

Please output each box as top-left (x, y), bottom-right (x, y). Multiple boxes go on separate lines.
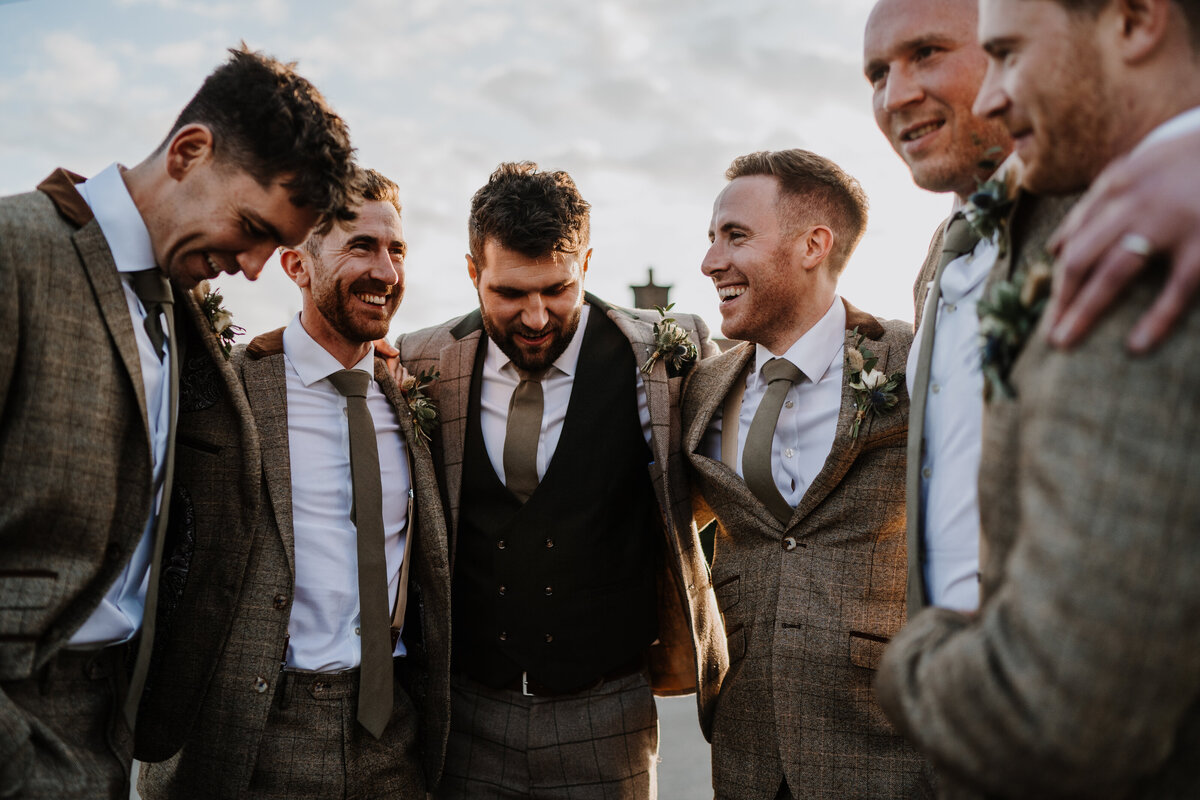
top-left (0, 0), bottom-right (950, 342)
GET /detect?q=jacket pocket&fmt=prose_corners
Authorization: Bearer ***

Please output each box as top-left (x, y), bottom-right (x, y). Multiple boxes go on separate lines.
top-left (848, 631), bottom-right (889, 671)
top-left (0, 570), bottom-right (57, 610)
top-left (725, 622), bottom-right (746, 664)
top-left (712, 574), bottom-right (739, 612)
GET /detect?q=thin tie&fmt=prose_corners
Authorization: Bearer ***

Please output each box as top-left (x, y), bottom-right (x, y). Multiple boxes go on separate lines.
top-left (939, 212), bottom-right (981, 274)
top-left (327, 369), bottom-right (392, 739)
top-left (128, 269), bottom-right (173, 361)
top-left (503, 368), bottom-right (545, 503)
top-left (743, 358), bottom-right (805, 525)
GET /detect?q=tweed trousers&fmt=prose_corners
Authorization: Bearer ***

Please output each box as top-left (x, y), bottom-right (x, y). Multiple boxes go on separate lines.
top-left (436, 670), bottom-right (659, 800)
top-left (242, 665), bottom-right (423, 800)
top-left (2, 646), bottom-right (132, 799)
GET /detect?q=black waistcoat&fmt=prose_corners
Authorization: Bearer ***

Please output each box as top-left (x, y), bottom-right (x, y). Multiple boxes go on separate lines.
top-left (454, 306), bottom-right (660, 691)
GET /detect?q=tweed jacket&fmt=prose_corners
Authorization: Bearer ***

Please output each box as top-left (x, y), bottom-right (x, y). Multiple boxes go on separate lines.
top-left (0, 170), bottom-right (255, 793)
top-left (874, 191), bottom-right (1200, 798)
top-left (137, 328), bottom-right (453, 796)
top-left (682, 299), bottom-right (930, 799)
top-left (395, 293), bottom-right (728, 738)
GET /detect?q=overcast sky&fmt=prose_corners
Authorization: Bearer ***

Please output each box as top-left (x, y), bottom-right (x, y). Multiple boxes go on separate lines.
top-left (1, 0), bottom-right (949, 341)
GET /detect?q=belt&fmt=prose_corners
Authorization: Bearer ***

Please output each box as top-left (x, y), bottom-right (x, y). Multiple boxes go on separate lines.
top-left (498, 656), bottom-right (646, 698)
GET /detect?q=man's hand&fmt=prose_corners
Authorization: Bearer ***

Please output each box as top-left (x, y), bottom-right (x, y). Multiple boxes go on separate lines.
top-left (1047, 129), bottom-right (1200, 353)
top-left (372, 338), bottom-right (406, 385)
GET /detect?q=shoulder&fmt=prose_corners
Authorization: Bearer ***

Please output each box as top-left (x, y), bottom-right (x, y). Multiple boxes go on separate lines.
top-left (395, 313), bottom-right (477, 358)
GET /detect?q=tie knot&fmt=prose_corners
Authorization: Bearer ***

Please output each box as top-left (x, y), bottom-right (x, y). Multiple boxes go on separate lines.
top-left (327, 369), bottom-right (371, 398)
top-left (762, 357), bottom-right (804, 386)
top-left (942, 213), bottom-right (981, 259)
top-left (515, 367), bottom-right (547, 384)
top-left (128, 269), bottom-right (173, 307)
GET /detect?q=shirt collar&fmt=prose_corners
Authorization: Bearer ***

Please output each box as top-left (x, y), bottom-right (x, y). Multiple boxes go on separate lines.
top-left (484, 303), bottom-right (591, 378)
top-left (755, 295), bottom-right (845, 384)
top-left (75, 163), bottom-right (157, 274)
top-left (283, 312), bottom-right (375, 387)
top-left (1136, 104), bottom-right (1200, 154)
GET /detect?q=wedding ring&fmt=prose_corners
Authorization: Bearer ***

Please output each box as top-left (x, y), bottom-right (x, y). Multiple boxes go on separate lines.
top-left (1119, 233), bottom-right (1153, 258)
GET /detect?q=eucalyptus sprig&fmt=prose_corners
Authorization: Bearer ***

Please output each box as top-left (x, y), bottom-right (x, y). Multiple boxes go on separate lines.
top-left (640, 304), bottom-right (698, 378)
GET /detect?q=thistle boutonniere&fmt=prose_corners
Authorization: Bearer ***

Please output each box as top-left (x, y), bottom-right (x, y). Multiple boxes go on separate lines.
top-left (846, 329), bottom-right (905, 439)
top-left (963, 158), bottom-right (1018, 244)
top-left (978, 254), bottom-right (1053, 400)
top-left (195, 280), bottom-right (244, 359)
top-left (401, 366), bottom-right (440, 448)
top-left (640, 304), bottom-right (698, 378)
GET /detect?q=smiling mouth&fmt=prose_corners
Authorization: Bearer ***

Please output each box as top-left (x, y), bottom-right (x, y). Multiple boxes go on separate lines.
top-left (355, 292), bottom-right (388, 306)
top-left (717, 285), bottom-right (746, 303)
top-left (901, 120), bottom-right (944, 142)
top-left (205, 253), bottom-right (222, 276)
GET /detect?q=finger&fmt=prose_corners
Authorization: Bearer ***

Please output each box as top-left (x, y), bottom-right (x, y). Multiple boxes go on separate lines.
top-left (1049, 156), bottom-right (1136, 252)
top-left (1128, 242), bottom-right (1200, 353)
top-left (373, 337), bottom-right (399, 358)
top-left (1049, 244), bottom-right (1148, 348)
top-left (1048, 198), bottom-right (1135, 326)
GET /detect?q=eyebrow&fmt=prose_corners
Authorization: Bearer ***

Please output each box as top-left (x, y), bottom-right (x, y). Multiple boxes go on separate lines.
top-left (244, 211), bottom-right (283, 243)
top-left (864, 34), bottom-right (957, 74)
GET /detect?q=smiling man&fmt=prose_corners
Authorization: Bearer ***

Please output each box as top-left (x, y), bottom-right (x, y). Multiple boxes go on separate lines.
top-left (0, 46), bottom-right (357, 798)
top-left (680, 149), bottom-right (928, 799)
top-left (139, 170), bottom-right (451, 800)
top-left (875, 0), bottom-right (1200, 795)
top-left (396, 161), bottom-right (725, 799)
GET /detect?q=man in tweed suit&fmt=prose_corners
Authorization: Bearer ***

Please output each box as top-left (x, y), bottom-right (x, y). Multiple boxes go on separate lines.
top-left (0, 48), bottom-right (357, 799)
top-left (682, 149), bottom-right (928, 799)
top-left (139, 170), bottom-right (451, 799)
top-left (876, 0), bottom-right (1200, 795)
top-left (395, 161), bottom-right (726, 799)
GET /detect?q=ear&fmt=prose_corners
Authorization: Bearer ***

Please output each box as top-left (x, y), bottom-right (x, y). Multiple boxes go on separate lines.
top-left (164, 124), bottom-right (215, 181)
top-left (466, 253), bottom-right (480, 286)
top-left (579, 248), bottom-right (592, 277)
top-left (1112, 0), bottom-right (1172, 63)
top-left (798, 225), bottom-right (835, 272)
top-left (279, 247), bottom-right (310, 288)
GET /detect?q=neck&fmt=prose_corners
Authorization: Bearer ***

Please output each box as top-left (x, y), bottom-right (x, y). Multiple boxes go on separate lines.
top-left (299, 309), bottom-right (373, 369)
top-left (760, 291), bottom-right (836, 356)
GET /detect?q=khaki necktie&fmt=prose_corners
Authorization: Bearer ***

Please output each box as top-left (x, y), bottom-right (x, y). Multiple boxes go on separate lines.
top-left (328, 369), bottom-right (392, 739)
top-left (503, 368), bottom-right (545, 503)
top-left (743, 358), bottom-right (805, 525)
top-left (123, 268), bottom-right (177, 728)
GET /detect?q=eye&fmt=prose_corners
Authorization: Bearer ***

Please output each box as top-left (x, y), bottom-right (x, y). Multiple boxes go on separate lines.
top-left (913, 45), bottom-right (940, 62)
top-left (867, 66), bottom-right (888, 88)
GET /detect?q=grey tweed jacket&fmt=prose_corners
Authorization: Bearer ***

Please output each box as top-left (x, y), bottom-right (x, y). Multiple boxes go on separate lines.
top-left (395, 293), bottom-right (729, 738)
top-left (682, 299), bottom-right (932, 799)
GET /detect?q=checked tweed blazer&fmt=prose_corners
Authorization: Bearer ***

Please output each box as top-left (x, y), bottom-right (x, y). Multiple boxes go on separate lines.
top-left (395, 293), bottom-right (729, 737)
top-left (878, 187), bottom-right (1200, 799)
top-left (138, 329), bottom-right (453, 797)
top-left (683, 300), bottom-right (932, 799)
top-left (0, 170), bottom-right (259, 793)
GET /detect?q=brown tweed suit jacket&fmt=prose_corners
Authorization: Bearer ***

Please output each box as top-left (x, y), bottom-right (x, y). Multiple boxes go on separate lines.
top-left (875, 191), bottom-right (1200, 798)
top-left (0, 170), bottom-right (255, 793)
top-left (395, 293), bottom-right (729, 737)
top-left (682, 299), bottom-right (931, 799)
top-left (137, 329), bottom-right (453, 797)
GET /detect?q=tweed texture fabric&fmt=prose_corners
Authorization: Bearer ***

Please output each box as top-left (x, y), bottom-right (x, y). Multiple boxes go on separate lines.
top-left (878, 190), bottom-right (1200, 799)
top-left (138, 332), bottom-right (451, 797)
top-left (395, 293), bottom-right (728, 739)
top-left (437, 671), bottom-right (658, 800)
top-left (683, 299), bottom-right (932, 799)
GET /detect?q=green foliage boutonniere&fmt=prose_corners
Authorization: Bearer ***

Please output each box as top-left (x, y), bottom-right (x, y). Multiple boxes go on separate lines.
top-left (846, 329), bottom-right (905, 439)
top-left (401, 366), bottom-right (440, 448)
top-left (978, 255), bottom-right (1053, 400)
top-left (195, 280), bottom-right (244, 359)
top-left (963, 168), bottom-right (1018, 245)
top-left (640, 304), bottom-right (698, 378)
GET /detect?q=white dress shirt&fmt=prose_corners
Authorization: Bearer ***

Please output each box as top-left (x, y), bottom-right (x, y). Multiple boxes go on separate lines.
top-left (1136, 103), bottom-right (1200, 152)
top-left (908, 196), bottom-right (1000, 612)
top-left (702, 296), bottom-right (845, 506)
top-left (282, 315), bottom-right (411, 670)
top-left (480, 304), bottom-right (652, 485)
top-left (69, 163), bottom-right (172, 648)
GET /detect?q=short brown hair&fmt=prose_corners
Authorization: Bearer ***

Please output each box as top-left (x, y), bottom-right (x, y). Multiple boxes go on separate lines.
top-left (162, 45), bottom-right (360, 234)
top-left (726, 149), bottom-right (869, 275)
top-left (468, 161), bottom-right (590, 267)
top-left (305, 168), bottom-right (400, 256)
top-left (1040, 0), bottom-right (1200, 47)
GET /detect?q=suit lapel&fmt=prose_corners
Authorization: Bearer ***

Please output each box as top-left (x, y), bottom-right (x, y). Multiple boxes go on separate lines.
top-left (242, 348), bottom-right (295, 575)
top-left (601, 298), bottom-right (670, 463)
top-left (439, 312), bottom-right (484, 536)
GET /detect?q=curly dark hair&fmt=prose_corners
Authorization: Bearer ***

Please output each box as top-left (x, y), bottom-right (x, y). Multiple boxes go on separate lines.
top-left (468, 161), bottom-right (591, 267)
top-left (726, 149), bottom-right (869, 276)
top-left (161, 45), bottom-right (360, 233)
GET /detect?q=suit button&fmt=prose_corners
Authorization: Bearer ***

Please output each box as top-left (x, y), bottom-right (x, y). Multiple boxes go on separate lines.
top-left (497, 540), bottom-right (506, 550)
top-left (499, 631), bottom-right (508, 641)
top-left (783, 536), bottom-right (797, 551)
top-left (498, 585), bottom-right (506, 596)
top-left (544, 586), bottom-right (553, 596)
top-left (273, 593), bottom-right (287, 609)
top-left (253, 677), bottom-right (269, 694)
top-left (545, 537), bottom-right (554, 548)
top-left (922, 467), bottom-right (932, 479)
top-left (545, 634), bottom-right (554, 643)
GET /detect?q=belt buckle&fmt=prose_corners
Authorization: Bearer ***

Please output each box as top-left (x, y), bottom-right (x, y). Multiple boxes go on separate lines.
top-left (521, 671), bottom-right (533, 697)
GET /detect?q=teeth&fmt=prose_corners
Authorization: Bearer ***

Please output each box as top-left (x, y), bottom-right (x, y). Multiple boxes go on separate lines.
top-left (903, 121), bottom-right (941, 141)
top-left (357, 293), bottom-right (387, 306)
top-left (717, 286), bottom-right (746, 301)
top-left (206, 254), bottom-right (220, 273)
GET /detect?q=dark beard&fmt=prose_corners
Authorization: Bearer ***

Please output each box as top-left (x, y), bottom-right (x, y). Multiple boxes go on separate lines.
top-left (480, 302), bottom-right (584, 372)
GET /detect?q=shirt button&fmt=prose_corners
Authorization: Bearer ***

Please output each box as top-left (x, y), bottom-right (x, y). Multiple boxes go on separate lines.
top-left (273, 593), bottom-right (287, 609)
top-left (784, 448), bottom-right (795, 459)
top-left (945, 303), bottom-right (957, 313)
top-left (783, 536), bottom-right (797, 552)
top-left (354, 626), bottom-right (361, 635)
top-left (499, 631), bottom-right (508, 641)
top-left (497, 540), bottom-right (506, 550)
top-left (931, 384), bottom-right (941, 394)
top-left (498, 585), bottom-right (507, 596)
top-left (545, 634), bottom-right (554, 643)
top-left (544, 586), bottom-right (553, 596)
top-left (784, 401), bottom-right (794, 409)
top-left (922, 467), bottom-right (932, 479)
top-left (545, 537), bottom-right (554, 548)
top-left (253, 677), bottom-right (269, 694)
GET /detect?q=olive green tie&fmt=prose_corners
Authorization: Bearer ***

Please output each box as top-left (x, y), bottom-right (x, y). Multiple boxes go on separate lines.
top-left (742, 358), bottom-right (805, 525)
top-left (127, 268), bottom-right (172, 361)
top-left (503, 369), bottom-right (545, 503)
top-left (327, 369), bottom-right (392, 739)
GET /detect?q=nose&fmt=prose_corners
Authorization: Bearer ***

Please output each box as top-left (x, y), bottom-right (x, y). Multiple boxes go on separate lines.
top-left (881, 64), bottom-right (923, 113)
top-left (972, 61), bottom-right (1007, 119)
top-left (520, 294), bottom-right (549, 332)
top-left (236, 241), bottom-right (279, 281)
top-left (369, 249), bottom-right (402, 287)
top-left (701, 241), bottom-right (724, 278)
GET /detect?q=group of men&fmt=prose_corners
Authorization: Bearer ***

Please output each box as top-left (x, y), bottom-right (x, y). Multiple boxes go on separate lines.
top-left (2, 0), bottom-right (1200, 797)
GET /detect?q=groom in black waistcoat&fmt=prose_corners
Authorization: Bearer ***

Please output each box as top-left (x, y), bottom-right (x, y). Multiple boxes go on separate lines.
top-left (396, 161), bottom-right (727, 798)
